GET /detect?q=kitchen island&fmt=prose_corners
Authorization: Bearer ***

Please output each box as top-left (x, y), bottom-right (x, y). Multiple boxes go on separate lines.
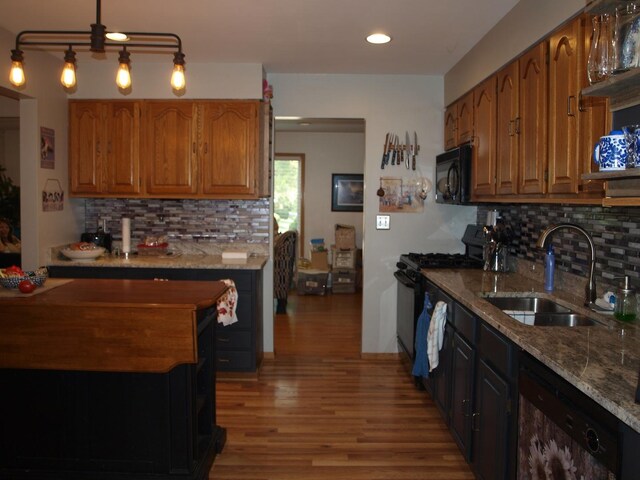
top-left (0, 278), bottom-right (228, 480)
top-left (47, 250), bottom-right (268, 374)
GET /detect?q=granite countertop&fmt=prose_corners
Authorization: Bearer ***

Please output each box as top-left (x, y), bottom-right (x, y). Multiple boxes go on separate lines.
top-left (422, 268), bottom-right (640, 433)
top-left (48, 246), bottom-right (268, 271)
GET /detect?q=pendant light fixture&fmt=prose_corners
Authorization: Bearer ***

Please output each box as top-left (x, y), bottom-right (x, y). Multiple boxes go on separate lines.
top-left (8, 0), bottom-right (186, 92)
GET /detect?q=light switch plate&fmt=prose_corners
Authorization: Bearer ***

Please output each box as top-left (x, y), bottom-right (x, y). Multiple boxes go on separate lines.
top-left (376, 215), bottom-right (390, 230)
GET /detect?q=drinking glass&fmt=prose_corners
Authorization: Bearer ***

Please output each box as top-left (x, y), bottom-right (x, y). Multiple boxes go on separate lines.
top-left (614, 2), bottom-right (640, 72)
top-left (622, 124), bottom-right (640, 168)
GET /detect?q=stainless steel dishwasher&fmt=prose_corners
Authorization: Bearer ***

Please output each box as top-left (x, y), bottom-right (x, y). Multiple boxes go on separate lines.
top-left (517, 352), bottom-right (620, 479)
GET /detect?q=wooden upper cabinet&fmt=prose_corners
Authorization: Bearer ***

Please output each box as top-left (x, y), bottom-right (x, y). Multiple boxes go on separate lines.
top-left (495, 62), bottom-right (520, 196)
top-left (145, 101), bottom-right (198, 196)
top-left (444, 105), bottom-right (457, 150)
top-left (258, 103), bottom-right (273, 198)
top-left (456, 92), bottom-right (474, 145)
top-left (70, 102), bottom-right (102, 194)
top-left (200, 101), bottom-right (259, 196)
top-left (69, 101), bottom-right (140, 196)
top-left (548, 18), bottom-right (581, 194)
top-left (105, 102), bottom-right (141, 195)
top-left (444, 93), bottom-right (474, 150)
top-left (518, 42), bottom-right (548, 195)
top-left (577, 15), bottom-right (610, 194)
top-left (472, 76), bottom-right (497, 198)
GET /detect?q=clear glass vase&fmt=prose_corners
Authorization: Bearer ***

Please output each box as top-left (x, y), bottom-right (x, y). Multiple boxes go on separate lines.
top-left (588, 14), bottom-right (615, 84)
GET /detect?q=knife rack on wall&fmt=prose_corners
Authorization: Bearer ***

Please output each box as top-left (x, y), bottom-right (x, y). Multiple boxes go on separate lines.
top-left (380, 131), bottom-right (420, 170)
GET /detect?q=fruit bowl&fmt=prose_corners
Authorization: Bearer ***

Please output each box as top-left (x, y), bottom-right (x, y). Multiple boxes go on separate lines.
top-left (0, 268), bottom-right (48, 289)
top-left (61, 245), bottom-right (106, 261)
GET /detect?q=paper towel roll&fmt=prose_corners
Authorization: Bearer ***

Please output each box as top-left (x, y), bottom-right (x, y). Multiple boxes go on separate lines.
top-left (122, 217), bottom-right (131, 253)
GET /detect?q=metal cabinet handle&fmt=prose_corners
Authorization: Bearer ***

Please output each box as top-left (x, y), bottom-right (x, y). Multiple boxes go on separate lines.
top-left (218, 358), bottom-right (230, 363)
top-left (578, 92), bottom-right (587, 113)
top-left (508, 120), bottom-right (514, 137)
top-left (204, 143), bottom-right (208, 154)
top-left (567, 95), bottom-right (576, 117)
top-left (472, 412), bottom-right (480, 432)
top-left (462, 399), bottom-right (469, 417)
top-left (514, 117), bottom-right (521, 135)
top-left (218, 337), bottom-right (230, 343)
top-left (192, 142), bottom-right (196, 154)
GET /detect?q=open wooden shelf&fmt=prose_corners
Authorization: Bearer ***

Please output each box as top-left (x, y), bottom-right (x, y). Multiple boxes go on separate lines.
top-left (585, 0), bottom-right (632, 14)
top-left (582, 69), bottom-right (640, 111)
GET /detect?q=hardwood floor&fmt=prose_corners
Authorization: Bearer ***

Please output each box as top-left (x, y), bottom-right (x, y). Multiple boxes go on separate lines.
top-left (211, 291), bottom-right (474, 479)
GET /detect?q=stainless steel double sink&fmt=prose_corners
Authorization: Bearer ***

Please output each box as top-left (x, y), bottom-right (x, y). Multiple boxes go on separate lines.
top-left (482, 295), bottom-right (600, 327)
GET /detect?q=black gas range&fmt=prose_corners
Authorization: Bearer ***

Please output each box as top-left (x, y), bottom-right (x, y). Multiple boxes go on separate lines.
top-left (395, 224), bottom-right (485, 385)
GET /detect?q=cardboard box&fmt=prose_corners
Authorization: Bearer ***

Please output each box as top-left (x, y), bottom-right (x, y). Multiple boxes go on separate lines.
top-left (310, 250), bottom-right (329, 270)
top-left (335, 224), bottom-right (356, 250)
top-left (297, 270), bottom-right (328, 295)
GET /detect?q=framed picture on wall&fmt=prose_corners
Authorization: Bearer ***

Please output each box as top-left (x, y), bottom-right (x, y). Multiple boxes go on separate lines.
top-left (331, 174), bottom-right (363, 212)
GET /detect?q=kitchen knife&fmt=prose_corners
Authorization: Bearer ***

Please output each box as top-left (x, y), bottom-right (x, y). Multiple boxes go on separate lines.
top-left (392, 134), bottom-right (399, 165)
top-left (405, 131), bottom-right (410, 169)
top-left (412, 131), bottom-right (418, 170)
top-left (381, 132), bottom-right (390, 169)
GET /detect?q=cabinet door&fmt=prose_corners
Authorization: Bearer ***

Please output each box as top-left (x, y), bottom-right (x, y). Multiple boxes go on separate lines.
top-left (457, 92), bottom-right (474, 145)
top-left (495, 62), bottom-right (519, 196)
top-left (145, 101), bottom-right (198, 196)
top-left (577, 15), bottom-right (610, 194)
top-left (105, 102), bottom-right (141, 195)
top-left (472, 76), bottom-right (497, 197)
top-left (258, 103), bottom-right (273, 197)
top-left (200, 101), bottom-right (258, 196)
top-left (472, 359), bottom-right (510, 480)
top-left (518, 42), bottom-right (548, 195)
top-left (548, 18), bottom-right (581, 194)
top-left (432, 322), bottom-right (453, 422)
top-left (444, 105), bottom-right (457, 150)
top-left (69, 102), bottom-right (103, 194)
top-left (450, 332), bottom-right (475, 460)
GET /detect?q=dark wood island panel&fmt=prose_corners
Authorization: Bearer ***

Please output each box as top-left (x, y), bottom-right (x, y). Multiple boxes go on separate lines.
top-left (0, 278), bottom-right (228, 480)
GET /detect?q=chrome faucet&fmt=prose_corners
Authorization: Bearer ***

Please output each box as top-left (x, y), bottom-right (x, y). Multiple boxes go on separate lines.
top-left (535, 223), bottom-right (597, 306)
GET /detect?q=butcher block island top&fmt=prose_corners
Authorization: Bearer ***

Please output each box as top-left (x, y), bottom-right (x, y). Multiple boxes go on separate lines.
top-left (0, 278), bottom-right (228, 373)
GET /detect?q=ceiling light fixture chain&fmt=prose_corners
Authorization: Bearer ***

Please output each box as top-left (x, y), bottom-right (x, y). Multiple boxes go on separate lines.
top-left (8, 0), bottom-right (186, 91)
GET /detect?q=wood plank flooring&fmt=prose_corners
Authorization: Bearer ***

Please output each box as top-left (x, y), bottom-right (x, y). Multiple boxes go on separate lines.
top-left (211, 291), bottom-right (474, 479)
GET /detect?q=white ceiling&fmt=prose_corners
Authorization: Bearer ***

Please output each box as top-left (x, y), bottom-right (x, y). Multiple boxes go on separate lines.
top-left (0, 0), bottom-right (520, 76)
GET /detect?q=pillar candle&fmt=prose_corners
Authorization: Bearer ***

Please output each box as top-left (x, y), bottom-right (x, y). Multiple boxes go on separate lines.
top-left (122, 217), bottom-right (131, 253)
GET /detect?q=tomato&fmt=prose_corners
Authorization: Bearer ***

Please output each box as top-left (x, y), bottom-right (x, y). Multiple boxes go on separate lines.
top-left (18, 280), bottom-right (36, 294)
top-left (6, 265), bottom-right (25, 276)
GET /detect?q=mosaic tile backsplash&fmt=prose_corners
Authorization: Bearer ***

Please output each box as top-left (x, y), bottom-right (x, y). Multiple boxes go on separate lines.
top-left (85, 198), bottom-right (270, 252)
top-left (477, 204), bottom-right (640, 294)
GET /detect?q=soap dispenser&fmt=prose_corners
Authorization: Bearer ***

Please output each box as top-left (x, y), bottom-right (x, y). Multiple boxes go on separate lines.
top-left (614, 276), bottom-right (637, 323)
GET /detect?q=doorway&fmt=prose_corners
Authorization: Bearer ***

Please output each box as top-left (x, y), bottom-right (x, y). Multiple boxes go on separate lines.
top-left (273, 117), bottom-right (365, 357)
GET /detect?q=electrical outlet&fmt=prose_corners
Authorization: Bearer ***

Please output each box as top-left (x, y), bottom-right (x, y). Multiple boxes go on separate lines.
top-left (376, 215), bottom-right (390, 230)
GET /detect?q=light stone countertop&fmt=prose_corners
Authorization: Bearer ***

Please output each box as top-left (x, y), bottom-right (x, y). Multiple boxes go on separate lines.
top-left (422, 268), bottom-right (640, 433)
top-left (48, 245), bottom-right (268, 271)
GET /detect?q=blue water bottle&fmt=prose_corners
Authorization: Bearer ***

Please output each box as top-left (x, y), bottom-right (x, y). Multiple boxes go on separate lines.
top-left (544, 244), bottom-right (555, 291)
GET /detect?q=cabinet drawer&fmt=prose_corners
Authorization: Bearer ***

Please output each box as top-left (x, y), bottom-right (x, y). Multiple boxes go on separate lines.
top-left (479, 322), bottom-right (514, 379)
top-left (216, 330), bottom-right (252, 350)
top-left (216, 351), bottom-right (253, 371)
top-left (453, 302), bottom-right (477, 345)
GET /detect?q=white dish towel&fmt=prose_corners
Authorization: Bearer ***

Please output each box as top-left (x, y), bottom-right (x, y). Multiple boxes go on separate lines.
top-left (428, 301), bottom-right (447, 372)
top-left (216, 279), bottom-right (238, 326)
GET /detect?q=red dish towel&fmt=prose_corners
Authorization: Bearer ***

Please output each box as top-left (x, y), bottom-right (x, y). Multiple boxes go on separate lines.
top-left (217, 279), bottom-right (238, 326)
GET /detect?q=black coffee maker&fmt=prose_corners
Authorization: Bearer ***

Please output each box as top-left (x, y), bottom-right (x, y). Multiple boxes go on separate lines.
top-left (81, 221), bottom-right (112, 252)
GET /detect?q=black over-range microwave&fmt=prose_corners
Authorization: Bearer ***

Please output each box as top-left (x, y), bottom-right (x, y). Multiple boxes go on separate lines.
top-left (435, 143), bottom-right (472, 205)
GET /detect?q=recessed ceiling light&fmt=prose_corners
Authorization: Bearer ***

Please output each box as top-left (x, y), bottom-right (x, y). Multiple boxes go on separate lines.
top-left (366, 33), bottom-right (391, 45)
top-left (106, 32), bottom-right (129, 41)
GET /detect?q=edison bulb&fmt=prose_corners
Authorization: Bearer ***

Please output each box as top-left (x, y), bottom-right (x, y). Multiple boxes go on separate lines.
top-left (116, 62), bottom-right (131, 89)
top-left (60, 61), bottom-right (76, 88)
top-left (171, 64), bottom-right (186, 90)
top-left (9, 61), bottom-right (26, 87)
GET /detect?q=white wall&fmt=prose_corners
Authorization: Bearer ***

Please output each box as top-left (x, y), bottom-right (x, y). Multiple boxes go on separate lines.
top-left (275, 131), bottom-right (365, 259)
top-left (445, 0), bottom-right (585, 104)
top-left (0, 26), bottom-right (83, 270)
top-left (270, 74), bottom-right (477, 353)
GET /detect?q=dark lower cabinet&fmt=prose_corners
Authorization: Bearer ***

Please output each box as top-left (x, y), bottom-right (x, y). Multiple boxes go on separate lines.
top-left (422, 281), bottom-right (517, 480)
top-left (0, 307), bottom-right (224, 480)
top-left (450, 331), bottom-right (475, 460)
top-left (48, 265), bottom-right (263, 373)
top-left (471, 359), bottom-right (510, 480)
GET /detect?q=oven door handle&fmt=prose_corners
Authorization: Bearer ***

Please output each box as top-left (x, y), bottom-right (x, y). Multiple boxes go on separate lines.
top-left (394, 270), bottom-right (417, 288)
